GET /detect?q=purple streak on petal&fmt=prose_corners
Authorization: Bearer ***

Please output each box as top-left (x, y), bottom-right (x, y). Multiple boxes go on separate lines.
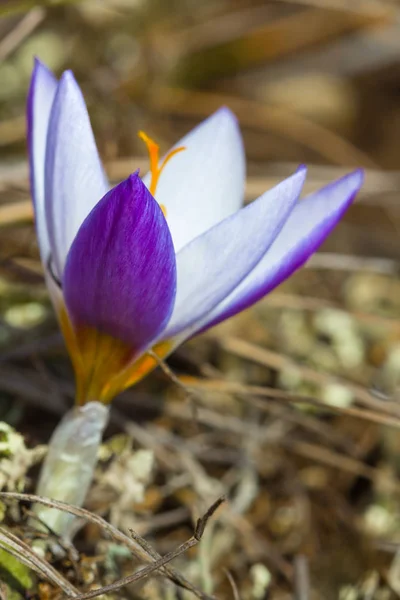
top-left (196, 169), bottom-right (364, 333)
top-left (63, 172), bottom-right (177, 352)
top-left (27, 58), bottom-right (58, 259)
top-left (45, 70), bottom-right (109, 278)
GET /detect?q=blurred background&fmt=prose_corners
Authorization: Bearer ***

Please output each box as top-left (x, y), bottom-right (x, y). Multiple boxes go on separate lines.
top-left (0, 1), bottom-right (400, 599)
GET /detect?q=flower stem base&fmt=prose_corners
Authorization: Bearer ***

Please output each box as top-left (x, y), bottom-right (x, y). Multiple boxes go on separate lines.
top-left (33, 401), bottom-right (109, 539)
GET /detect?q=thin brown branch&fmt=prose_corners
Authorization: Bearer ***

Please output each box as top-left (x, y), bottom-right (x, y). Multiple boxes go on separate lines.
top-left (60, 498), bottom-right (224, 600)
top-left (0, 527), bottom-right (79, 596)
top-left (0, 492), bottom-right (214, 600)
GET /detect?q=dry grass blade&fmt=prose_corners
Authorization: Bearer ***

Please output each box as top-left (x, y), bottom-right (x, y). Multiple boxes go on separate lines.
top-left (2, 163), bottom-right (400, 229)
top-left (0, 7), bottom-right (44, 61)
top-left (265, 292), bottom-right (400, 330)
top-left (224, 569), bottom-right (241, 600)
top-left (283, 439), bottom-right (390, 485)
top-left (166, 375), bottom-right (396, 485)
top-left (0, 116), bottom-right (26, 147)
top-left (59, 497), bottom-right (224, 600)
top-left (0, 492), bottom-right (215, 600)
top-left (218, 336), bottom-right (400, 416)
top-left (307, 252), bottom-right (399, 274)
top-left (181, 378), bottom-right (400, 429)
top-left (0, 0), bottom-right (80, 16)
top-left (0, 199), bottom-right (33, 226)
top-left (167, 4), bottom-right (390, 87)
top-left (294, 555), bottom-right (311, 600)
top-left (273, 0), bottom-right (394, 15)
top-left (0, 527), bottom-right (79, 596)
top-left (149, 87), bottom-right (376, 167)
top-left (65, 538), bottom-right (198, 600)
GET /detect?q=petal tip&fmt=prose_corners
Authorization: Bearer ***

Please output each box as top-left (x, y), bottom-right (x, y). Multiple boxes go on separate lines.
top-left (57, 70), bottom-right (82, 100)
top-left (350, 167), bottom-right (365, 187)
top-left (292, 164), bottom-right (307, 186)
top-left (334, 167), bottom-right (365, 201)
top-left (215, 105), bottom-right (238, 123)
top-left (128, 169), bottom-right (141, 183)
top-left (207, 106), bottom-right (241, 135)
top-left (53, 69), bottom-right (87, 121)
top-left (33, 56), bottom-right (48, 70)
top-left (59, 69), bottom-right (76, 87)
top-left (209, 105), bottom-right (244, 165)
top-left (32, 56), bottom-right (42, 71)
top-left (30, 57), bottom-right (55, 87)
top-left (126, 170), bottom-right (146, 195)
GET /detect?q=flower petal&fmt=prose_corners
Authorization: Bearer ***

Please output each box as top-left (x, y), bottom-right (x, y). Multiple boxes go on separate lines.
top-left (63, 173), bottom-right (176, 353)
top-left (162, 167), bottom-right (307, 338)
top-left (194, 169), bottom-right (364, 333)
top-left (27, 58), bottom-right (58, 261)
top-left (142, 107), bottom-right (245, 252)
top-left (45, 70), bottom-right (109, 278)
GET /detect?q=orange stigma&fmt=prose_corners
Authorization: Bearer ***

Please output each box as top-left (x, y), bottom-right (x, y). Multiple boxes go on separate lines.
top-left (138, 130), bottom-right (185, 216)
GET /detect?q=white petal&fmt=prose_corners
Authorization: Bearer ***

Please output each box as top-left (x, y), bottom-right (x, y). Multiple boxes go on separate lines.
top-left (162, 168), bottom-right (307, 338)
top-left (192, 169), bottom-right (364, 333)
top-left (45, 70), bottom-right (109, 278)
top-left (27, 59), bottom-right (58, 261)
top-left (142, 107), bottom-right (245, 252)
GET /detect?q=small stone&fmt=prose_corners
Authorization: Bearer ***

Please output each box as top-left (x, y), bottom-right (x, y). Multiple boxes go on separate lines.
top-left (322, 383), bottom-right (353, 408)
top-left (4, 302), bottom-right (47, 329)
top-left (250, 563), bottom-right (272, 599)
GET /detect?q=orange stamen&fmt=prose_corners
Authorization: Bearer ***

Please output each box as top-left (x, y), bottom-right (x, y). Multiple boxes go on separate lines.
top-left (138, 130), bottom-right (185, 215)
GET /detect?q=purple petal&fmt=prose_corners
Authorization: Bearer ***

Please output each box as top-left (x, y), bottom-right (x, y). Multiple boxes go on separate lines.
top-left (161, 167), bottom-right (307, 339)
top-left (45, 70), bottom-right (109, 278)
top-left (27, 58), bottom-right (58, 260)
top-left (63, 173), bottom-right (177, 352)
top-left (195, 169), bottom-right (364, 333)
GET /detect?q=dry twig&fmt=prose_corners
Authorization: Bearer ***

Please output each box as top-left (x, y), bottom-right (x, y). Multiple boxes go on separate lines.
top-left (0, 492), bottom-right (220, 600)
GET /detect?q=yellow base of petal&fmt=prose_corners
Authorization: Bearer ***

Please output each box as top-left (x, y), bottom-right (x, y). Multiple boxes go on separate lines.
top-left (100, 340), bottom-right (172, 404)
top-left (59, 305), bottom-right (171, 405)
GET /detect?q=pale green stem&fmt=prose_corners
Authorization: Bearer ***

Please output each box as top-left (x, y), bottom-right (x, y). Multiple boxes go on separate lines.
top-left (33, 401), bottom-right (109, 539)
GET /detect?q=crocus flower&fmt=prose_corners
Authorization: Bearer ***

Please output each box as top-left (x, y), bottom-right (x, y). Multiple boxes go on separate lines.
top-left (28, 59), bottom-right (365, 539)
top-left (28, 59), bottom-right (364, 409)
